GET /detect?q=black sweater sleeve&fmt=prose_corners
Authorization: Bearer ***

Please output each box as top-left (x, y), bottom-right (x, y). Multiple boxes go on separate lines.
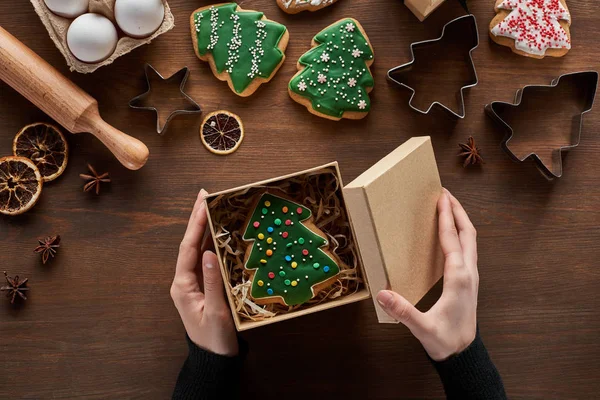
top-left (172, 335), bottom-right (245, 400)
top-left (172, 331), bottom-right (505, 400)
top-left (430, 330), bottom-right (507, 400)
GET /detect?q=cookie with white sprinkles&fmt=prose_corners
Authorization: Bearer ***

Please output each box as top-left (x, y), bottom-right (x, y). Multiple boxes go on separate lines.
top-left (190, 3), bottom-right (289, 96)
top-left (288, 18), bottom-right (374, 121)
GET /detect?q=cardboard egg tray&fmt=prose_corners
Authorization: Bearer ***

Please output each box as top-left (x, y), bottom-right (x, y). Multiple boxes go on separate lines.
top-left (30, 0), bottom-right (174, 74)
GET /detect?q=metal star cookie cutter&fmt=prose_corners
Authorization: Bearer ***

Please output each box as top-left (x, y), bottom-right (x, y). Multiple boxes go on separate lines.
top-left (485, 71), bottom-right (598, 180)
top-left (387, 14), bottom-right (479, 119)
top-left (129, 64), bottom-right (202, 135)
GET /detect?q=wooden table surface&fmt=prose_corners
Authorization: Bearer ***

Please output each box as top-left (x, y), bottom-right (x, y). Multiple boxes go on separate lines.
top-left (1, 0), bottom-right (599, 398)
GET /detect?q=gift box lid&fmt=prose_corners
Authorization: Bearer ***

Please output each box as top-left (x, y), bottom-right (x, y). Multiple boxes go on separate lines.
top-left (343, 136), bottom-right (444, 323)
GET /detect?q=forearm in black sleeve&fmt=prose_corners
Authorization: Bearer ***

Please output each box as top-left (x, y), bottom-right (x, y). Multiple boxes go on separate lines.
top-left (430, 329), bottom-right (507, 400)
top-left (172, 335), bottom-right (246, 400)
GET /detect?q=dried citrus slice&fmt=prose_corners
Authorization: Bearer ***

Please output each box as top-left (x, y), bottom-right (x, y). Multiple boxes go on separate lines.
top-left (0, 156), bottom-right (43, 216)
top-left (13, 123), bottom-right (69, 182)
top-left (200, 111), bottom-right (244, 155)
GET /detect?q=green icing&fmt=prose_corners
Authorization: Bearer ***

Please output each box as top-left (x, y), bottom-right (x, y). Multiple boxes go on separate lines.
top-left (289, 19), bottom-right (374, 118)
top-left (243, 193), bottom-right (340, 306)
top-left (192, 3), bottom-right (287, 94)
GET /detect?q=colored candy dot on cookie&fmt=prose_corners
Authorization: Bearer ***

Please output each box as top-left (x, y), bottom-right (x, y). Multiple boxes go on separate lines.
top-left (298, 238), bottom-right (305, 245)
top-left (285, 219), bottom-right (291, 226)
top-left (324, 266), bottom-right (330, 273)
top-left (279, 271), bottom-right (286, 277)
top-left (267, 288), bottom-right (274, 295)
top-left (291, 262), bottom-right (298, 269)
top-left (291, 281), bottom-right (298, 287)
top-left (284, 279), bottom-right (291, 286)
top-left (282, 206), bottom-right (288, 213)
top-left (313, 263), bottom-right (320, 269)
top-left (286, 243), bottom-right (293, 248)
top-left (282, 232), bottom-right (289, 239)
top-left (266, 249), bottom-right (273, 256)
top-left (260, 259), bottom-right (267, 264)
top-left (265, 201), bottom-right (271, 207)
top-left (268, 272), bottom-right (275, 279)
top-left (253, 221), bottom-right (260, 228)
top-left (302, 249), bottom-right (309, 256)
top-left (262, 208), bottom-right (268, 215)
top-left (297, 207), bottom-right (303, 214)
top-left (257, 280), bottom-right (264, 287)
top-left (267, 227), bottom-right (274, 233)
top-left (285, 255), bottom-right (292, 262)
top-left (267, 237), bottom-right (273, 244)
top-left (274, 218), bottom-right (282, 226)
top-left (258, 233), bottom-right (265, 240)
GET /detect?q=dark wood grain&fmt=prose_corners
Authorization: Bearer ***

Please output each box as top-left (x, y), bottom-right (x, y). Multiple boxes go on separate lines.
top-left (1, 0), bottom-right (599, 399)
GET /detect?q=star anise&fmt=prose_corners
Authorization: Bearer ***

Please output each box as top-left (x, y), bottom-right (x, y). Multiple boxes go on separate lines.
top-left (34, 235), bottom-right (61, 264)
top-left (1, 271), bottom-right (29, 304)
top-left (80, 164), bottom-right (111, 195)
top-left (459, 136), bottom-right (483, 167)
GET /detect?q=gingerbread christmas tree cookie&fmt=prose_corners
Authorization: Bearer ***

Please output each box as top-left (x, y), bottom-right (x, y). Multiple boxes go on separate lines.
top-left (243, 193), bottom-right (340, 306)
top-left (288, 18), bottom-right (374, 121)
top-left (277, 0), bottom-right (340, 14)
top-left (489, 0), bottom-right (571, 58)
top-left (190, 3), bottom-right (289, 96)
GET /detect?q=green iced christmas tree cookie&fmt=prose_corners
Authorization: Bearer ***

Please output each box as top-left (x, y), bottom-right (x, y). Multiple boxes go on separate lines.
top-left (243, 193), bottom-right (340, 306)
top-left (191, 3), bottom-right (289, 96)
top-left (289, 18), bottom-right (374, 120)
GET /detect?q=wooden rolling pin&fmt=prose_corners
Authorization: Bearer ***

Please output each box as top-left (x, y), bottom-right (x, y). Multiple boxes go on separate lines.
top-left (0, 26), bottom-right (149, 170)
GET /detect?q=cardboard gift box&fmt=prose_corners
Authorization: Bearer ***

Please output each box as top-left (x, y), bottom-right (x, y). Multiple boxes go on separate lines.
top-left (404, 0), bottom-right (446, 21)
top-left (206, 136), bottom-right (444, 331)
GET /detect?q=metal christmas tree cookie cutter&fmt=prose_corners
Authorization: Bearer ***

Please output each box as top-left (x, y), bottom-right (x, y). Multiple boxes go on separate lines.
top-left (129, 64), bottom-right (202, 135)
top-left (485, 71), bottom-right (598, 180)
top-left (387, 14), bottom-right (479, 119)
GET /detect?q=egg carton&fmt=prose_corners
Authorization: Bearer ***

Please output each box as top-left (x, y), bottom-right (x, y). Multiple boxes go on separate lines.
top-left (30, 0), bottom-right (174, 74)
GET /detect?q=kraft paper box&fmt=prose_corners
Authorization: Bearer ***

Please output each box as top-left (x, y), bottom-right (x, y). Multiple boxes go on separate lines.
top-left (205, 136), bottom-right (444, 331)
top-left (404, 0), bottom-right (446, 21)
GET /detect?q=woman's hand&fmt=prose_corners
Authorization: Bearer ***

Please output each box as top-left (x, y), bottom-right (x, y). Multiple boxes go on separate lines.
top-left (376, 188), bottom-right (479, 361)
top-left (170, 189), bottom-right (239, 357)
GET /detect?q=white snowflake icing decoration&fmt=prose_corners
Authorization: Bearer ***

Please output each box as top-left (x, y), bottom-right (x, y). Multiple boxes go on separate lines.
top-left (358, 100), bottom-right (367, 110)
top-left (345, 22), bottom-right (355, 32)
top-left (348, 78), bottom-right (356, 87)
top-left (317, 73), bottom-right (327, 84)
top-left (297, 81), bottom-right (307, 91)
top-left (351, 48), bottom-right (361, 58)
top-left (320, 52), bottom-right (330, 62)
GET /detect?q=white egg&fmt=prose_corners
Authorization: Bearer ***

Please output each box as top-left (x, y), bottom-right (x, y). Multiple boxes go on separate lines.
top-left (67, 13), bottom-right (118, 63)
top-left (115, 0), bottom-right (165, 39)
top-left (44, 0), bottom-right (89, 18)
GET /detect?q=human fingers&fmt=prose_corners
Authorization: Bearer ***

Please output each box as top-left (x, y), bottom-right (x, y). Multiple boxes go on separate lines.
top-left (377, 290), bottom-right (430, 337)
top-left (175, 189), bottom-right (208, 284)
top-left (201, 250), bottom-right (228, 313)
top-left (438, 190), bottom-right (464, 274)
top-left (444, 189), bottom-right (478, 269)
top-left (200, 227), bottom-right (215, 254)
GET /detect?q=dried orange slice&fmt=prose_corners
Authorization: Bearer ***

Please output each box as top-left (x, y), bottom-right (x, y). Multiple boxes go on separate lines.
top-left (0, 156), bottom-right (43, 216)
top-left (200, 111), bottom-right (244, 155)
top-left (13, 123), bottom-right (69, 182)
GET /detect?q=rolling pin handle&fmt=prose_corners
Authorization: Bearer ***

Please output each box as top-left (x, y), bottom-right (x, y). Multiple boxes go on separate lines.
top-left (77, 106), bottom-right (150, 171)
